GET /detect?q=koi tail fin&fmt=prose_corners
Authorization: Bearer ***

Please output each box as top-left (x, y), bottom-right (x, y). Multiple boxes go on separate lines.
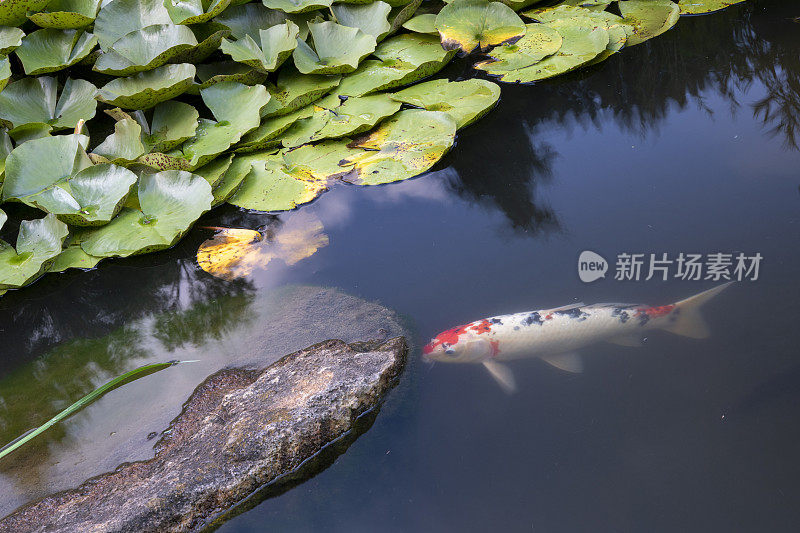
top-left (663, 282), bottom-right (733, 339)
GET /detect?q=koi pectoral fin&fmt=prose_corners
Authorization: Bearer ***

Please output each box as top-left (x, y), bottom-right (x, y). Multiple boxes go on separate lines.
top-left (483, 360), bottom-right (516, 394)
top-left (606, 335), bottom-right (643, 347)
top-left (540, 352), bottom-right (584, 373)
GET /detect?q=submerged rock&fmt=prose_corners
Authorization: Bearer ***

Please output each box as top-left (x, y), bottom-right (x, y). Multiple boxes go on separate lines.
top-left (0, 337), bottom-right (407, 532)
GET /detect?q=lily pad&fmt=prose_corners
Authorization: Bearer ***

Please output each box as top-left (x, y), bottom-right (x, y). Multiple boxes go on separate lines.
top-left (402, 13), bottom-right (437, 35)
top-left (165, 0), bottom-right (231, 25)
top-left (208, 151), bottom-right (261, 205)
top-left (80, 170), bottom-right (213, 257)
top-left (213, 3), bottom-right (295, 41)
top-left (97, 63), bottom-right (196, 109)
top-left (390, 79), bottom-right (500, 129)
top-left (0, 77), bottom-right (96, 130)
top-left (27, 0), bottom-right (101, 29)
top-left (15, 28), bottom-right (98, 75)
top-left (335, 33), bottom-right (455, 97)
top-left (339, 109), bottom-right (456, 185)
top-left (0, 58), bottom-right (10, 94)
top-left (0, 0), bottom-right (51, 26)
top-left (332, 2), bottom-right (392, 41)
top-left (92, 117), bottom-right (147, 164)
top-left (0, 27), bottom-right (24, 54)
top-left (260, 66), bottom-right (340, 117)
top-left (168, 82), bottom-right (269, 168)
top-left (435, 0), bottom-right (525, 55)
top-left (191, 61), bottom-right (268, 93)
top-left (292, 21), bottom-right (376, 75)
top-left (618, 0), bottom-right (680, 47)
top-left (677, 0), bottom-right (746, 15)
top-left (228, 151), bottom-right (329, 211)
top-left (0, 128), bottom-right (11, 177)
top-left (220, 21), bottom-right (299, 73)
top-left (93, 23), bottom-right (198, 76)
top-left (235, 104), bottom-right (313, 152)
top-left (261, 0), bottom-right (330, 14)
top-left (48, 241), bottom-right (102, 271)
top-left (141, 101), bottom-right (199, 152)
top-left (93, 0), bottom-right (173, 50)
top-left (478, 17), bottom-right (609, 82)
top-left (0, 208), bottom-right (6, 230)
top-left (474, 22), bottom-right (562, 72)
top-left (0, 214), bottom-right (69, 290)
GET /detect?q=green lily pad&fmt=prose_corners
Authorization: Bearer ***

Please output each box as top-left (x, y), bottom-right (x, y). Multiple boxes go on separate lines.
top-left (93, 23), bottom-right (198, 76)
top-left (194, 152), bottom-right (233, 188)
top-left (677, 0), bottom-right (746, 15)
top-left (7, 122), bottom-right (54, 144)
top-left (191, 61), bottom-right (268, 93)
top-left (0, 77), bottom-right (96, 130)
top-left (334, 33), bottom-right (455, 97)
top-left (292, 21), bottom-right (376, 75)
top-left (27, 0), bottom-right (101, 29)
top-left (2, 133), bottom-right (89, 199)
top-left (165, 0), bottom-right (231, 25)
top-left (0, 0), bottom-right (51, 26)
top-left (260, 66), bottom-right (340, 117)
top-left (15, 28), bottom-right (98, 75)
top-left (339, 109), bottom-right (456, 185)
top-left (332, 2), bottom-right (392, 41)
top-left (235, 104), bottom-right (313, 152)
top-left (402, 13), bottom-right (437, 35)
top-left (208, 152), bottom-right (260, 205)
top-left (80, 170), bottom-right (213, 257)
top-left (92, 117), bottom-right (147, 164)
top-left (474, 22), bottom-right (562, 72)
top-left (0, 27), bottom-right (24, 54)
top-left (228, 151), bottom-right (329, 211)
top-left (435, 0), bottom-right (525, 55)
top-left (0, 208), bottom-right (6, 230)
top-left (281, 93), bottom-right (402, 147)
top-left (141, 100), bottom-right (199, 152)
top-left (618, 0), bottom-right (680, 46)
top-left (93, 0), bottom-right (173, 50)
top-left (220, 21), bottom-right (299, 73)
top-left (48, 241), bottom-right (102, 271)
top-left (261, 0), bottom-right (331, 14)
top-left (0, 128), bottom-right (11, 177)
top-left (390, 79), bottom-right (500, 129)
top-left (0, 57), bottom-right (10, 94)
top-left (0, 214), bottom-right (69, 290)
top-left (97, 63), bottom-right (196, 109)
top-left (478, 17), bottom-right (608, 82)
top-left (168, 81), bottom-right (269, 168)
top-left (213, 3), bottom-right (295, 41)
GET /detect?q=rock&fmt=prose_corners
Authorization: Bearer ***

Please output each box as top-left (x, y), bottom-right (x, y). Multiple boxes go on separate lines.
top-left (0, 337), bottom-right (407, 532)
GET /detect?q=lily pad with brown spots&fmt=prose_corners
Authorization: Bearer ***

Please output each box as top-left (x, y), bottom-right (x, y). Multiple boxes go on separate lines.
top-left (435, 0), bottom-right (525, 55)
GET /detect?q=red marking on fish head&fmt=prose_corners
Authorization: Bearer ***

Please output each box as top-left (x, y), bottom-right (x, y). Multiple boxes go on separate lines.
top-left (423, 323), bottom-right (472, 357)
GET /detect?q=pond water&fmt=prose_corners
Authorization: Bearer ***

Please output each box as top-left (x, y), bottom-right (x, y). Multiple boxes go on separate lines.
top-left (2, 0), bottom-right (800, 530)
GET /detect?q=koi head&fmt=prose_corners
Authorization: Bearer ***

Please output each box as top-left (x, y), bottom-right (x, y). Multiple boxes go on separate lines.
top-left (422, 324), bottom-right (493, 364)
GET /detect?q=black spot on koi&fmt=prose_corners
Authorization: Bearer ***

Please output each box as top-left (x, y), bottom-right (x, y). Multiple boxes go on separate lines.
top-left (523, 312), bottom-right (544, 326)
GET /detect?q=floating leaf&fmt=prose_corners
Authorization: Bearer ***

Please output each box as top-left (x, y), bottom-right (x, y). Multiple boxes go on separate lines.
top-left (435, 0), bottom-right (525, 55)
top-left (474, 22), bottom-right (562, 72)
top-left (92, 117), bottom-right (147, 164)
top-left (0, 214), bottom-right (69, 289)
top-left (292, 21), bottom-right (376, 75)
top-left (260, 66), bottom-right (340, 117)
top-left (220, 21), bottom-right (299, 73)
top-left (478, 17), bottom-right (608, 82)
top-left (80, 170), bottom-right (212, 257)
top-left (235, 104), bottom-right (313, 152)
top-left (197, 212), bottom-right (327, 280)
top-left (15, 28), bottom-right (98, 75)
top-left (168, 82), bottom-right (269, 168)
top-left (27, 0), bottom-right (101, 29)
top-left (97, 63), bottom-right (196, 109)
top-left (391, 79), bottom-right (500, 129)
top-left (261, 0), bottom-right (330, 14)
top-left (192, 61), bottom-right (268, 93)
top-left (93, 0), bottom-right (173, 50)
top-left (677, 0), bottom-right (746, 15)
top-left (0, 208), bottom-right (6, 230)
top-left (213, 3), bottom-right (296, 41)
top-left (618, 0), bottom-right (680, 46)
top-left (141, 100), bottom-right (199, 152)
top-left (165, 0), bottom-right (231, 25)
top-left (0, 27), bottom-right (24, 54)
top-left (332, 2), bottom-right (392, 41)
top-left (0, 0), bottom-right (51, 26)
top-left (169, 23), bottom-right (230, 64)
top-left (229, 151), bottom-right (329, 211)
top-left (339, 109), bottom-right (456, 185)
top-left (93, 23), bottom-right (198, 76)
top-left (208, 151), bottom-right (260, 205)
top-left (0, 58), bottom-right (10, 94)
top-left (334, 33), bottom-right (455, 97)
top-left (48, 241), bottom-right (103, 271)
top-left (402, 13), bottom-right (437, 35)
top-left (0, 129), bottom-right (11, 176)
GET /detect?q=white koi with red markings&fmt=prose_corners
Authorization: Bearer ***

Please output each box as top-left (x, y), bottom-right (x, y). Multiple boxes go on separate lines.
top-left (422, 283), bottom-right (731, 392)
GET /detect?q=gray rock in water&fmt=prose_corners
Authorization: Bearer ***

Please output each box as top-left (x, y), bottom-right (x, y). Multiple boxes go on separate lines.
top-left (0, 337), bottom-right (407, 532)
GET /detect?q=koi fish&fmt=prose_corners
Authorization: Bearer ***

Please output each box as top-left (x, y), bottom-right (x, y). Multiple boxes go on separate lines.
top-left (422, 283), bottom-right (732, 392)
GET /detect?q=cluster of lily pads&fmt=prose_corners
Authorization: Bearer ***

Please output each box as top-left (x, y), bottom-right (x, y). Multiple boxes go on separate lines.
top-left (0, 0), bottom-right (746, 293)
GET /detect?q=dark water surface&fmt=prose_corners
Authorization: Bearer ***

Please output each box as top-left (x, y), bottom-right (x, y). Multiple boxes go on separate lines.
top-left (2, 1), bottom-right (800, 530)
